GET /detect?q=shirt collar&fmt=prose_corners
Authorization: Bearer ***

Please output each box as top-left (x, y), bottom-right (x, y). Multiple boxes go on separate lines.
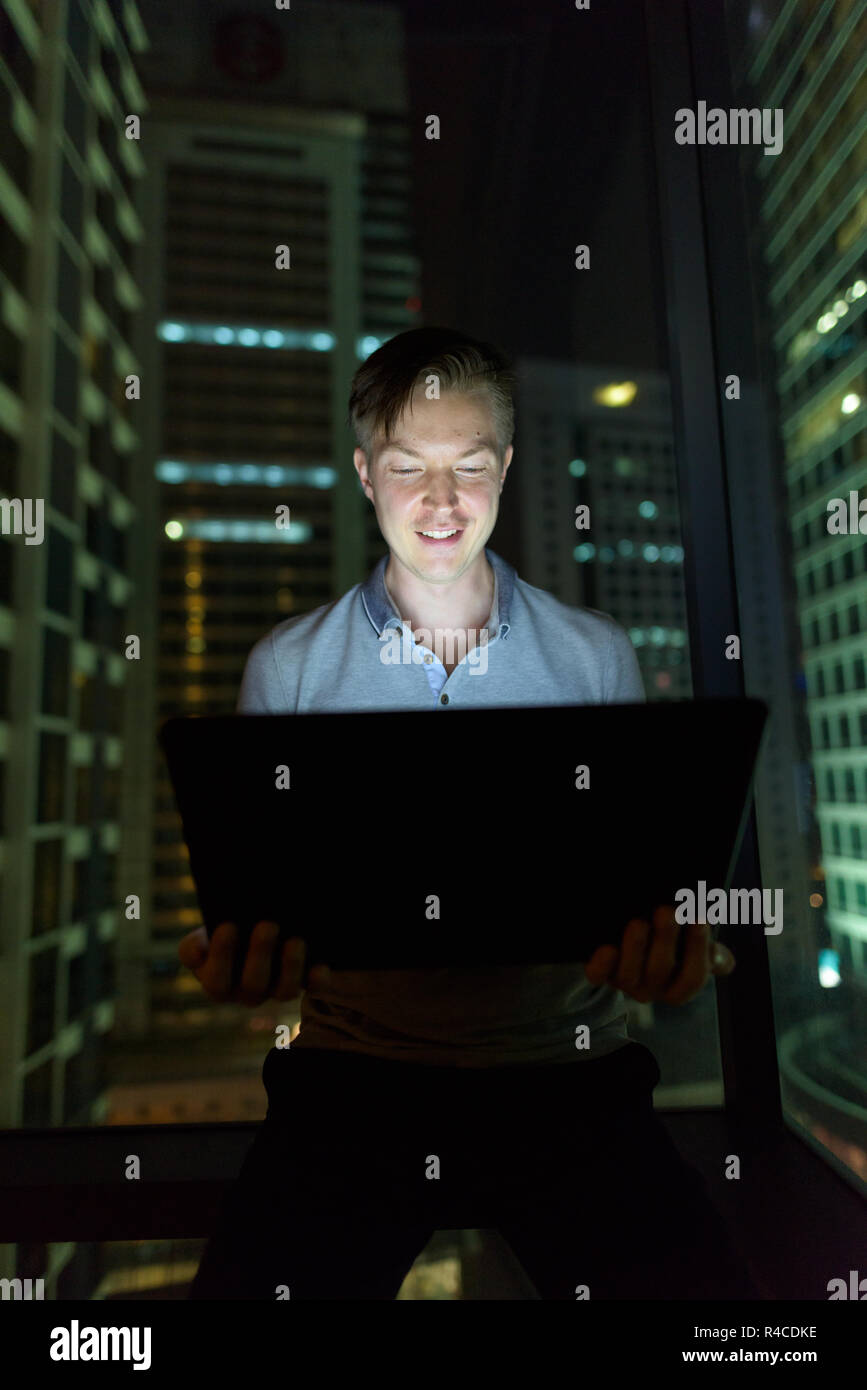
top-left (361, 545), bottom-right (513, 640)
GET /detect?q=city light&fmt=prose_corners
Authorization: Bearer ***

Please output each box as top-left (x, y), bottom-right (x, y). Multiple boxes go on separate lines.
top-left (818, 949), bottom-right (841, 989)
top-left (156, 461), bottom-right (337, 488)
top-left (592, 380), bottom-right (638, 407)
top-left (165, 519), bottom-right (314, 544)
top-left (575, 539), bottom-right (683, 564)
top-left (156, 320), bottom-right (384, 358)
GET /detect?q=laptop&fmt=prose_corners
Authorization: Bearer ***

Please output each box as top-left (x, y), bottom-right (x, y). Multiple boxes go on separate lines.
top-left (159, 698), bottom-right (769, 975)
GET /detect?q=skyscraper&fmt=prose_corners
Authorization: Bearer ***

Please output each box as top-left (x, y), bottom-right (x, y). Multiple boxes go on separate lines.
top-left (516, 360), bottom-right (690, 698)
top-left (0, 0), bottom-right (149, 1295)
top-left (727, 0), bottom-right (867, 1153)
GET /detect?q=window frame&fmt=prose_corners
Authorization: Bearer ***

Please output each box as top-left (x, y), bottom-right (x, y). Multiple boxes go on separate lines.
top-left (4, 0), bottom-right (867, 1273)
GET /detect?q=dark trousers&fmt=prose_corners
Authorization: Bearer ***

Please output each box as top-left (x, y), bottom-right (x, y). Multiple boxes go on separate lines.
top-left (189, 1040), bottom-right (760, 1300)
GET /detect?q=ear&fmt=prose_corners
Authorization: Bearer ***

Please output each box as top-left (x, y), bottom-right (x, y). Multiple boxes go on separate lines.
top-left (353, 447), bottom-right (369, 478)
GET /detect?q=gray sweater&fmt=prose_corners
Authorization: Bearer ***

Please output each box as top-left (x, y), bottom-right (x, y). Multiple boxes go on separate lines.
top-left (238, 546), bottom-right (646, 1067)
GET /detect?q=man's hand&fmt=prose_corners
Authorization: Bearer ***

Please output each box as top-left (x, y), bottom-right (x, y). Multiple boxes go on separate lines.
top-left (177, 921), bottom-right (332, 1007)
top-left (584, 904), bottom-right (734, 1005)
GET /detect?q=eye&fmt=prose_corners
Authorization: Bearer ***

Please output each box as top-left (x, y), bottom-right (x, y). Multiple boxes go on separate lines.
top-left (389, 464), bottom-right (487, 475)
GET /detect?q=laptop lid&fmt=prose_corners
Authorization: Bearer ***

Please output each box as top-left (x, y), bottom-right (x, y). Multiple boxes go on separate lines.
top-left (159, 697), bottom-right (769, 971)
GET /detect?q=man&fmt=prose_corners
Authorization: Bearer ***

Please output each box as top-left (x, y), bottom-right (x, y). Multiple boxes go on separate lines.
top-left (181, 325), bottom-right (758, 1301)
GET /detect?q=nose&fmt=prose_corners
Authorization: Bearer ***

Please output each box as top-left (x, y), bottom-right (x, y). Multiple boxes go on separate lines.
top-left (421, 471), bottom-right (460, 510)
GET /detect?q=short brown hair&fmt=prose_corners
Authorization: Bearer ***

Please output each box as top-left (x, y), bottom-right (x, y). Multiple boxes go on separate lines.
top-left (347, 326), bottom-right (516, 463)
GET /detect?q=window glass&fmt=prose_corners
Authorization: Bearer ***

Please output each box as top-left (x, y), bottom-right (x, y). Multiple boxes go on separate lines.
top-left (725, 0), bottom-right (867, 1190)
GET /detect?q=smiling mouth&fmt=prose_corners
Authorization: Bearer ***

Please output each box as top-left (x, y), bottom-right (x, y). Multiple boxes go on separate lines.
top-left (416, 528), bottom-right (464, 543)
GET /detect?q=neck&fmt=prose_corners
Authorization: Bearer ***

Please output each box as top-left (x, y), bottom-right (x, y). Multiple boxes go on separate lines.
top-left (385, 551), bottom-right (494, 636)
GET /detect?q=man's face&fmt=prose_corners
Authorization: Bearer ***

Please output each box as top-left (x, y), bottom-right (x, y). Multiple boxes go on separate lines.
top-left (353, 387), bottom-right (513, 584)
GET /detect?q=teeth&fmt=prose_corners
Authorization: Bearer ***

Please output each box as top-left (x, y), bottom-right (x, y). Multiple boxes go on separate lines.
top-left (421, 530), bottom-right (458, 538)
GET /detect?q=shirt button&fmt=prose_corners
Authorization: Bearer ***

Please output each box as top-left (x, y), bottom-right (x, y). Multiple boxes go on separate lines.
top-left (440, 693), bottom-right (449, 705)
top-left (424, 653), bottom-right (433, 663)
